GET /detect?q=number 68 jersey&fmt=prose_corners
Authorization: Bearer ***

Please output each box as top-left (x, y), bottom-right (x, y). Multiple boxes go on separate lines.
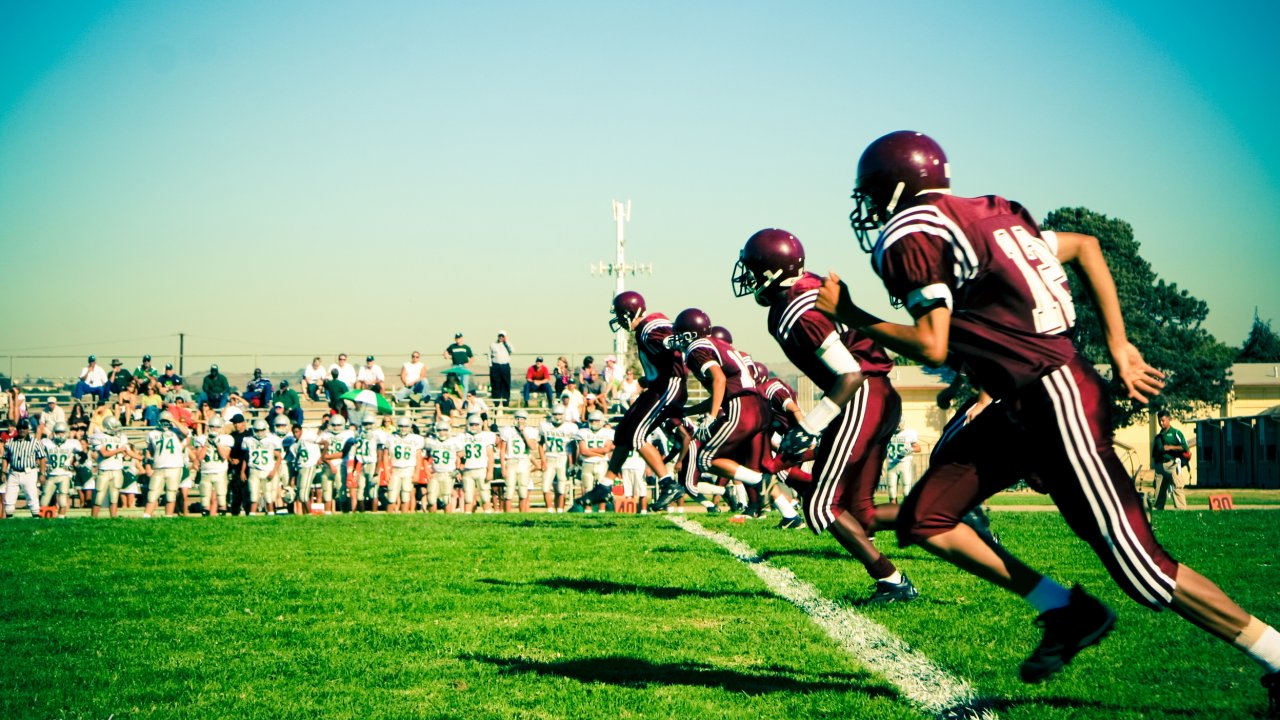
top-left (872, 193), bottom-right (1077, 400)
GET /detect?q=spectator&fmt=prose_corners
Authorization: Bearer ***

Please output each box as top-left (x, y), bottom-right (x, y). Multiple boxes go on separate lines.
top-left (553, 356), bottom-right (571, 396)
top-left (109, 359), bottom-right (132, 395)
top-left (266, 402), bottom-right (290, 430)
top-left (193, 399), bottom-right (215, 435)
top-left (164, 377), bottom-right (194, 406)
top-left (395, 351), bottom-right (429, 405)
top-left (221, 393), bottom-right (250, 423)
top-left (73, 355), bottom-right (110, 404)
top-left (561, 380), bottom-right (584, 425)
top-left (132, 354), bottom-right (158, 393)
top-left (1152, 409), bottom-right (1190, 510)
top-left (202, 364), bottom-right (231, 409)
top-left (577, 356), bottom-right (605, 397)
top-left (7, 386), bottom-right (27, 426)
top-left (464, 390), bottom-right (490, 422)
top-left (324, 368), bottom-right (349, 417)
top-left (437, 374), bottom-right (464, 421)
top-left (616, 368), bottom-right (640, 411)
top-left (244, 368), bottom-right (274, 408)
top-left (603, 355), bottom-right (621, 386)
top-left (167, 395), bottom-right (194, 429)
top-left (140, 383), bottom-right (165, 426)
top-left (522, 356), bottom-right (554, 407)
top-left (157, 363), bottom-right (182, 391)
top-left (444, 333), bottom-right (474, 394)
top-left (488, 332), bottom-right (513, 407)
top-left (117, 380), bottom-right (139, 426)
top-left (329, 354), bottom-right (357, 389)
top-left (304, 357), bottom-right (327, 402)
top-left (356, 355), bottom-right (385, 393)
top-left (38, 397), bottom-right (66, 439)
top-left (68, 403), bottom-right (89, 432)
top-left (275, 380), bottom-right (303, 425)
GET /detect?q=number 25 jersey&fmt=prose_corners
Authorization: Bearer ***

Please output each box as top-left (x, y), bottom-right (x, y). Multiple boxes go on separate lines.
top-left (872, 193), bottom-right (1077, 400)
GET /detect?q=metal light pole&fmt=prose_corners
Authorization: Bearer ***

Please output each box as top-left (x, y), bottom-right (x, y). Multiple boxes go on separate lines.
top-left (591, 199), bottom-right (652, 358)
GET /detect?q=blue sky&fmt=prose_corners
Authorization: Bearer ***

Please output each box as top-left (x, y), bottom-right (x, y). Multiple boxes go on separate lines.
top-left (1, 0), bottom-right (1276, 376)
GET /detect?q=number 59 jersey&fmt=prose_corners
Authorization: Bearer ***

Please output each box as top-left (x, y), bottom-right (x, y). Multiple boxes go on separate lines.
top-left (872, 193), bottom-right (1077, 400)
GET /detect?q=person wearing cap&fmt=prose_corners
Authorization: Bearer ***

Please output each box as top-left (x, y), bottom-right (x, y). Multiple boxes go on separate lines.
top-left (226, 413), bottom-right (252, 515)
top-left (109, 359), bottom-right (133, 395)
top-left (488, 332), bottom-right (513, 407)
top-left (522, 357), bottom-right (553, 407)
top-left (157, 363), bottom-right (182, 391)
top-left (202, 365), bottom-right (231, 409)
top-left (395, 352), bottom-right (429, 405)
top-left (73, 356), bottom-right (110, 404)
top-left (38, 397), bottom-right (66, 440)
top-left (3, 419), bottom-right (46, 519)
top-left (444, 333), bottom-right (474, 395)
top-left (133, 355), bottom-right (159, 393)
top-left (164, 377), bottom-right (194, 406)
top-left (356, 356), bottom-right (385, 394)
top-left (243, 368), bottom-right (274, 409)
top-left (275, 380), bottom-right (302, 425)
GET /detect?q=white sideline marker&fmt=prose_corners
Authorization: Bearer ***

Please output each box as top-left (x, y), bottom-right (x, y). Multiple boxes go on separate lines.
top-left (669, 516), bottom-right (998, 720)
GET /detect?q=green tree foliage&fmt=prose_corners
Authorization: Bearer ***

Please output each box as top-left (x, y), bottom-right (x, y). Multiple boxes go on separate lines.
top-left (1238, 309), bottom-right (1280, 362)
top-left (1042, 207), bottom-right (1234, 428)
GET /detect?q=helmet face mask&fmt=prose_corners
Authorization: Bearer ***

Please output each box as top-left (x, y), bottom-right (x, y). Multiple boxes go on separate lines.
top-left (273, 417), bottom-right (290, 436)
top-left (850, 130), bottom-right (950, 254)
top-left (53, 422), bottom-right (70, 443)
top-left (551, 407), bottom-right (565, 422)
top-left (669, 309), bottom-right (711, 351)
top-left (514, 410), bottom-right (528, 427)
top-left (253, 419), bottom-right (268, 439)
top-left (588, 412), bottom-right (605, 431)
top-left (396, 417), bottom-right (411, 435)
top-left (433, 421), bottom-right (450, 438)
top-left (609, 291), bottom-right (645, 333)
top-left (733, 229), bottom-right (805, 307)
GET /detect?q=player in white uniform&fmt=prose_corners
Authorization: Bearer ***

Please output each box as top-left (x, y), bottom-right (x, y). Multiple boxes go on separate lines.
top-left (291, 424), bottom-right (322, 515)
top-left (620, 447), bottom-right (648, 514)
top-left (348, 415), bottom-right (387, 512)
top-left (40, 422), bottom-right (81, 517)
top-left (386, 417), bottom-right (424, 513)
top-left (242, 419), bottom-right (283, 515)
top-left (90, 417), bottom-right (141, 518)
top-left (884, 422), bottom-right (921, 504)
top-left (423, 420), bottom-right (463, 513)
top-left (272, 415), bottom-right (294, 512)
top-left (539, 406), bottom-right (576, 512)
top-left (194, 416), bottom-right (234, 516)
top-left (571, 412), bottom-right (615, 512)
top-left (318, 415), bottom-right (353, 515)
top-left (144, 411), bottom-right (189, 518)
top-left (498, 410), bottom-right (538, 513)
top-left (458, 414), bottom-right (495, 513)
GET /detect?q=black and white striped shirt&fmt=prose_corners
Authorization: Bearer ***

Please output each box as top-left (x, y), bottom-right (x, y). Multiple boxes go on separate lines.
top-left (4, 438), bottom-right (46, 473)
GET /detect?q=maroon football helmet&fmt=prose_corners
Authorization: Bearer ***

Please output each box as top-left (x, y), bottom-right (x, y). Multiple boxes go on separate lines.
top-left (670, 308), bottom-right (711, 350)
top-left (732, 229), bottom-right (805, 306)
top-left (850, 130), bottom-right (950, 253)
top-left (609, 291), bottom-right (646, 332)
top-left (709, 325), bottom-right (733, 344)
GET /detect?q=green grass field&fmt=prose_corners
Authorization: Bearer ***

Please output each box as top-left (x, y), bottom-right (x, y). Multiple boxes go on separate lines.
top-left (2, 510), bottom-right (1277, 720)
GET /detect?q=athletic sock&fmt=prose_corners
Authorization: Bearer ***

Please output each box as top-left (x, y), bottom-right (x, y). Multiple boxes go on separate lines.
top-left (882, 570), bottom-right (903, 585)
top-left (773, 494), bottom-right (798, 519)
top-left (866, 555), bottom-right (896, 581)
top-left (1233, 617), bottom-right (1280, 674)
top-left (695, 482), bottom-right (725, 496)
top-left (1023, 576), bottom-right (1072, 613)
top-left (732, 467), bottom-right (763, 485)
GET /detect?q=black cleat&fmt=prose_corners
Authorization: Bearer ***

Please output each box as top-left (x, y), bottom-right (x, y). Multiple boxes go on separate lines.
top-left (650, 479), bottom-right (683, 512)
top-left (867, 573), bottom-right (919, 604)
top-left (1263, 671), bottom-right (1279, 719)
top-left (1019, 585), bottom-right (1116, 683)
top-left (777, 515), bottom-right (805, 530)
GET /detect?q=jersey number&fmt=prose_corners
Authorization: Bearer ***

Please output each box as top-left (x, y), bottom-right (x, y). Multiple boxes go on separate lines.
top-left (992, 226), bottom-right (1076, 335)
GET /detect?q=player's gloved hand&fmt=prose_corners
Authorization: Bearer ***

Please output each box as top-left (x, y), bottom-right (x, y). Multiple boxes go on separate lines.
top-left (779, 426), bottom-right (820, 460)
top-left (694, 416), bottom-right (716, 443)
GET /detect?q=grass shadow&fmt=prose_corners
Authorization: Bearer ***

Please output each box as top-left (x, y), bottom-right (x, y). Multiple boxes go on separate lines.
top-left (463, 653), bottom-right (897, 698)
top-left (477, 576), bottom-right (773, 601)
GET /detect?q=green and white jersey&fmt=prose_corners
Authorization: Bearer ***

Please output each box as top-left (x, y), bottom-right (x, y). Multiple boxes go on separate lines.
top-left (887, 428), bottom-right (919, 468)
top-left (351, 429), bottom-right (386, 465)
top-left (621, 449), bottom-right (645, 471)
top-left (147, 429), bottom-right (188, 470)
top-left (242, 435), bottom-right (282, 471)
top-left (295, 430), bottom-right (321, 469)
top-left (459, 431), bottom-right (494, 471)
top-left (91, 432), bottom-right (129, 471)
top-left (498, 426), bottom-right (536, 459)
top-left (320, 430), bottom-right (354, 469)
top-left (388, 433), bottom-right (424, 469)
top-left (195, 433), bottom-right (234, 473)
top-left (42, 438), bottom-right (82, 477)
top-left (576, 427), bottom-right (614, 465)
top-left (423, 435), bottom-right (464, 473)
top-left (540, 421), bottom-right (578, 459)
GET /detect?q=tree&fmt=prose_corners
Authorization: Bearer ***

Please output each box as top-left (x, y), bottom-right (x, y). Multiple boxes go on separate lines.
top-left (1238, 309), bottom-right (1280, 362)
top-left (1042, 207), bottom-right (1234, 428)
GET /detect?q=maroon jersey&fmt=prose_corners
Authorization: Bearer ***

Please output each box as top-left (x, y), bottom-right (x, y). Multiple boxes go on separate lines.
top-left (767, 272), bottom-right (893, 392)
top-left (747, 358), bottom-right (769, 385)
top-left (635, 313), bottom-right (687, 382)
top-left (685, 337), bottom-right (758, 397)
top-left (872, 194), bottom-right (1077, 400)
top-left (760, 376), bottom-right (797, 432)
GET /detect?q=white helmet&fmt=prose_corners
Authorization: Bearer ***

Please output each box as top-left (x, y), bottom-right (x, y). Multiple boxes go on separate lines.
top-left (514, 410), bottom-right (529, 426)
top-left (273, 415), bottom-right (291, 435)
top-left (103, 416), bottom-right (122, 434)
top-left (329, 415), bottom-right (347, 431)
top-left (252, 419), bottom-right (269, 438)
top-left (396, 416), bottom-right (412, 433)
top-left (208, 416), bottom-right (225, 431)
top-left (551, 406), bottom-right (565, 421)
top-left (361, 415), bottom-right (377, 426)
top-left (158, 410), bottom-right (175, 429)
top-left (466, 414), bottom-right (482, 429)
top-left (433, 420), bottom-right (451, 437)
top-left (53, 422), bottom-right (70, 442)
top-left (588, 411), bottom-right (605, 430)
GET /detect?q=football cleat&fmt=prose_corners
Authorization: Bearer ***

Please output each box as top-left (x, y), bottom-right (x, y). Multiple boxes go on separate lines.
top-left (1019, 585), bottom-right (1116, 683)
top-left (777, 515), bottom-right (806, 530)
top-left (1262, 671), bottom-right (1279, 719)
top-left (649, 478), bottom-right (684, 512)
top-left (866, 573), bottom-right (919, 604)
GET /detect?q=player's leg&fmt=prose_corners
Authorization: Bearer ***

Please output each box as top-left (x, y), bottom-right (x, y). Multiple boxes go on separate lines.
top-left (461, 469), bottom-right (477, 513)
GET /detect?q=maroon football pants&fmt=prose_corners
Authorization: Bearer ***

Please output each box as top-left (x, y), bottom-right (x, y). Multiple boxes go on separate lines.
top-left (607, 376), bottom-right (687, 475)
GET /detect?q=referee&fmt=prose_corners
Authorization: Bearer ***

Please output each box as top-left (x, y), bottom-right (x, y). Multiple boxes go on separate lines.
top-left (3, 420), bottom-right (46, 519)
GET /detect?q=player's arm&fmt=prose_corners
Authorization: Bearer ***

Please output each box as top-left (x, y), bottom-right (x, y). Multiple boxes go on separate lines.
top-left (1053, 230), bottom-right (1164, 403)
top-left (683, 362), bottom-right (726, 418)
top-left (816, 272), bottom-right (951, 367)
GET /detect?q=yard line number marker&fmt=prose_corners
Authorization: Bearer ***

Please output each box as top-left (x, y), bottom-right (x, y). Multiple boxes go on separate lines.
top-left (669, 516), bottom-right (998, 720)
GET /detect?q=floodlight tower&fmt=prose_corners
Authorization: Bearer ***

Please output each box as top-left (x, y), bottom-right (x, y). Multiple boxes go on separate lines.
top-left (590, 199), bottom-right (652, 357)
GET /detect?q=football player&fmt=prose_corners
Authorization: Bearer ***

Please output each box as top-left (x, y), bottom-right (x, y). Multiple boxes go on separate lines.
top-left (498, 410), bottom-right (538, 513)
top-left (758, 375), bottom-right (806, 529)
top-left (538, 406), bottom-right (576, 512)
top-left (242, 419), bottom-right (282, 515)
top-left (271, 415), bottom-right (293, 513)
top-left (458, 414), bottom-right (494, 513)
top-left (194, 416), bottom-right (234, 516)
top-left (422, 420), bottom-right (463, 513)
top-left (347, 416), bottom-right (386, 512)
top-left (386, 417), bottom-right (424, 513)
top-left (570, 411), bottom-right (615, 512)
top-left (884, 421), bottom-right (921, 505)
top-left (318, 414), bottom-right (353, 515)
top-left (291, 423), bottom-right (322, 515)
top-left (819, 130), bottom-right (1280, 702)
top-left (40, 422), bottom-right (80, 517)
top-left (734, 228), bottom-right (916, 603)
top-left (143, 411), bottom-right (189, 518)
top-left (90, 417), bottom-right (141, 518)
top-left (604, 291), bottom-right (687, 503)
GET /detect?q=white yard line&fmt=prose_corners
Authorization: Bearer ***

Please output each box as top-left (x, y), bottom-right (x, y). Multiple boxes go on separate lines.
top-left (668, 515), bottom-right (998, 720)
